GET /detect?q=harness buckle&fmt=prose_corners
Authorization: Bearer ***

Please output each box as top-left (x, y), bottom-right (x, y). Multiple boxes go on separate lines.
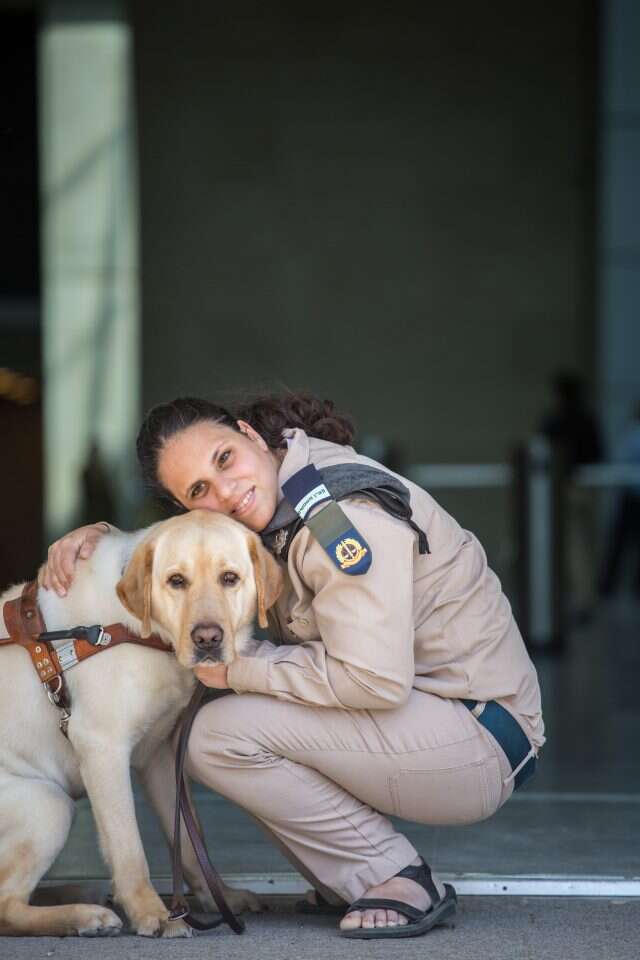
top-left (59, 707), bottom-right (71, 738)
top-left (78, 625), bottom-right (112, 646)
top-left (46, 675), bottom-right (63, 705)
top-left (168, 904), bottom-right (189, 922)
top-left (94, 627), bottom-right (112, 647)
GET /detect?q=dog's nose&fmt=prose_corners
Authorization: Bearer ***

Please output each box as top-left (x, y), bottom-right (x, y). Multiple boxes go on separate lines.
top-left (191, 622), bottom-right (224, 650)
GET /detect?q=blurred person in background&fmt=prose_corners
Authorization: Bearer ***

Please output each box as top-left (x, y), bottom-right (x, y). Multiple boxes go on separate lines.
top-left (539, 371), bottom-right (602, 471)
top-left (539, 371), bottom-right (603, 624)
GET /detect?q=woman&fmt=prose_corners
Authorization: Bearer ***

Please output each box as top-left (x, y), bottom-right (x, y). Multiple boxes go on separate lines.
top-left (43, 393), bottom-right (545, 940)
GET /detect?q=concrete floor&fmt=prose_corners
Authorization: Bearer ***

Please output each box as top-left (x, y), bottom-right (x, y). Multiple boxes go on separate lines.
top-left (3, 896), bottom-right (640, 960)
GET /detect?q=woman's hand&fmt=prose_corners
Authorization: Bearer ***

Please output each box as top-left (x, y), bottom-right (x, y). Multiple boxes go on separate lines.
top-left (193, 663), bottom-right (229, 689)
top-left (38, 522), bottom-right (111, 597)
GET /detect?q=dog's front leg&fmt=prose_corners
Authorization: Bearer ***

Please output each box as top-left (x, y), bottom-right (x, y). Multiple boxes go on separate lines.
top-left (138, 741), bottom-right (263, 916)
top-left (74, 740), bottom-right (190, 938)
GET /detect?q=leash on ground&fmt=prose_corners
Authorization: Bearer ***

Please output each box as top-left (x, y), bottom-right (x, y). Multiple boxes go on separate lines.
top-left (169, 681), bottom-right (245, 934)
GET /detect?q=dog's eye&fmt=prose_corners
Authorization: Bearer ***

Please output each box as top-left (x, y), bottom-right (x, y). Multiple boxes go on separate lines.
top-left (220, 571), bottom-right (239, 587)
top-left (167, 574), bottom-right (188, 589)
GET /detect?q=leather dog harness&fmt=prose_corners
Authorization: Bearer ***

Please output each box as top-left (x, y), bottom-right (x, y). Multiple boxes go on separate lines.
top-left (1, 580), bottom-right (171, 736)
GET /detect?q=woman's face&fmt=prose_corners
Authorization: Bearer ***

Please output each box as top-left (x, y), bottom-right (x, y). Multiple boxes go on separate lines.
top-left (157, 420), bottom-right (283, 532)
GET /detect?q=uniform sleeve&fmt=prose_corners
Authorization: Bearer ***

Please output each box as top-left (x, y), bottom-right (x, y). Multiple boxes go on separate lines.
top-left (226, 500), bottom-right (416, 709)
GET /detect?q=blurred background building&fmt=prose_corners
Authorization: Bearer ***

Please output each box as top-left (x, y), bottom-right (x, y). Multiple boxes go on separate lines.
top-left (1, 0), bottom-right (639, 897)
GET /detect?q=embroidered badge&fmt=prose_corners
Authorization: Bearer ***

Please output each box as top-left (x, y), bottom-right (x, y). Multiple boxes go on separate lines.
top-left (335, 537), bottom-right (368, 570)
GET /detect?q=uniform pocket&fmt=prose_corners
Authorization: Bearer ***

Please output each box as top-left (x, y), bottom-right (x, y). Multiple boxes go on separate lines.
top-left (388, 756), bottom-right (500, 826)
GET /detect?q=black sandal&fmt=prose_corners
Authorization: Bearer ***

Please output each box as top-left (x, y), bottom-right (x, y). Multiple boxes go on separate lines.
top-left (339, 857), bottom-right (457, 940)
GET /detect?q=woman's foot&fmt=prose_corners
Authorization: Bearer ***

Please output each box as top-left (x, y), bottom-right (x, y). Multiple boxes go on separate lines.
top-left (338, 857), bottom-right (446, 932)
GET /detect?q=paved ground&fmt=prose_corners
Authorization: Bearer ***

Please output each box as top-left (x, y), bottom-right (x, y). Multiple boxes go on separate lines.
top-left (2, 896), bottom-right (639, 960)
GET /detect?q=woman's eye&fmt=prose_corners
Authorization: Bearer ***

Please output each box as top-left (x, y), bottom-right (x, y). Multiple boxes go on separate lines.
top-left (220, 571), bottom-right (239, 587)
top-left (190, 482), bottom-right (206, 499)
top-left (168, 574), bottom-right (188, 589)
top-left (218, 449), bottom-right (231, 467)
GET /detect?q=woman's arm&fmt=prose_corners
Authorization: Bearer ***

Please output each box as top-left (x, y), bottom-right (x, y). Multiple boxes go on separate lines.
top-left (39, 522), bottom-right (114, 596)
top-left (227, 501), bottom-right (416, 709)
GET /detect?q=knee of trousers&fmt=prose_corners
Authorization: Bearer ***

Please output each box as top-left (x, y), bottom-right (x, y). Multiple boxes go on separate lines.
top-left (185, 695), bottom-right (277, 788)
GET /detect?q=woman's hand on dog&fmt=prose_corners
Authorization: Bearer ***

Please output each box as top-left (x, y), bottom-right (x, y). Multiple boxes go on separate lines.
top-left (39, 522), bottom-right (111, 596)
top-left (194, 663), bottom-right (229, 688)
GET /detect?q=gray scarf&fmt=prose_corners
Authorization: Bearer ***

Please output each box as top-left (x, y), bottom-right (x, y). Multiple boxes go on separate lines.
top-left (261, 463), bottom-right (429, 560)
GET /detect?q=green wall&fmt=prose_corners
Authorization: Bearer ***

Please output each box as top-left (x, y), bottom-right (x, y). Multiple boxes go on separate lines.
top-left (133, 2), bottom-right (596, 567)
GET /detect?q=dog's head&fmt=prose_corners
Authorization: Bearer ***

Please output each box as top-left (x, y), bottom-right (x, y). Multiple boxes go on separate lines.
top-left (116, 510), bottom-right (283, 667)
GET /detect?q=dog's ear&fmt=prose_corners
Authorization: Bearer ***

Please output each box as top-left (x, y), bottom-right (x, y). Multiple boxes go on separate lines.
top-left (248, 535), bottom-right (283, 628)
top-left (116, 541), bottom-right (155, 638)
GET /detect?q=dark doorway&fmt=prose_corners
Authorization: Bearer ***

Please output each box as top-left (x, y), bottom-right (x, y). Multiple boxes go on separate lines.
top-left (0, 9), bottom-right (42, 587)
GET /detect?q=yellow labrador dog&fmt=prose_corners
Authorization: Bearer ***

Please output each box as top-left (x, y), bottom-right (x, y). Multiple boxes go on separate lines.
top-left (0, 510), bottom-right (282, 938)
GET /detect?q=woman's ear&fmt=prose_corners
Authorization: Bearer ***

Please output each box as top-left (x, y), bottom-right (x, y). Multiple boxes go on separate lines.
top-left (248, 534), bottom-right (284, 628)
top-left (116, 540), bottom-right (155, 637)
top-left (236, 419), bottom-right (268, 450)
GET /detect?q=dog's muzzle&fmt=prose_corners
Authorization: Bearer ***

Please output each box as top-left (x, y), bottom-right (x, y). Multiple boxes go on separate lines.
top-left (191, 622), bottom-right (224, 662)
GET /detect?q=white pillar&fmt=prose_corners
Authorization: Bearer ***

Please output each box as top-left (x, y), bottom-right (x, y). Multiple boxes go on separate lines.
top-left (40, 1), bottom-right (140, 540)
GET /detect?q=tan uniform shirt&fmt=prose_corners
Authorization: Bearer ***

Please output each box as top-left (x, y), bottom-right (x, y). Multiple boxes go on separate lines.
top-left (227, 429), bottom-right (545, 751)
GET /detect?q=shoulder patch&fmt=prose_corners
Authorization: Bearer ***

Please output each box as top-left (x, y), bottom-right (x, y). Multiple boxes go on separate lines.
top-left (282, 465), bottom-right (372, 575)
top-left (331, 532), bottom-right (371, 574)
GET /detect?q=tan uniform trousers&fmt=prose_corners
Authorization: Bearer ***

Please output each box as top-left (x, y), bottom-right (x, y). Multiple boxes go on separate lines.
top-left (185, 688), bottom-right (515, 903)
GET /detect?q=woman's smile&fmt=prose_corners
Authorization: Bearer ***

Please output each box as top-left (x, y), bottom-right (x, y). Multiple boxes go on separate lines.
top-left (231, 486), bottom-right (256, 517)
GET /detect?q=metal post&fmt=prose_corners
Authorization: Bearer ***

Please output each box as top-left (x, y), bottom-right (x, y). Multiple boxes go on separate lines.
top-left (528, 435), bottom-right (553, 645)
top-left (516, 435), bottom-right (565, 651)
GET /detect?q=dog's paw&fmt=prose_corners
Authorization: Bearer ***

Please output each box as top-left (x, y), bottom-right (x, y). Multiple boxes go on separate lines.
top-left (121, 884), bottom-right (181, 937)
top-left (76, 904), bottom-right (123, 937)
top-left (161, 917), bottom-right (192, 938)
top-left (220, 884), bottom-right (264, 914)
top-left (133, 910), bottom-right (168, 937)
top-left (133, 909), bottom-right (192, 938)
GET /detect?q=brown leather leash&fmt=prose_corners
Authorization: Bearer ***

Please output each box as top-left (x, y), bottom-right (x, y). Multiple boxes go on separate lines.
top-left (1, 581), bottom-right (244, 935)
top-left (169, 681), bottom-right (245, 934)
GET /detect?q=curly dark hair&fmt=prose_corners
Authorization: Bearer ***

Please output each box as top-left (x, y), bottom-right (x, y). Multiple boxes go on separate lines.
top-left (136, 392), bottom-right (355, 502)
top-left (235, 392), bottom-right (354, 451)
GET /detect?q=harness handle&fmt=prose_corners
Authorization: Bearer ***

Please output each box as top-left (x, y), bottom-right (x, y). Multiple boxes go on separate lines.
top-left (39, 625), bottom-right (111, 646)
